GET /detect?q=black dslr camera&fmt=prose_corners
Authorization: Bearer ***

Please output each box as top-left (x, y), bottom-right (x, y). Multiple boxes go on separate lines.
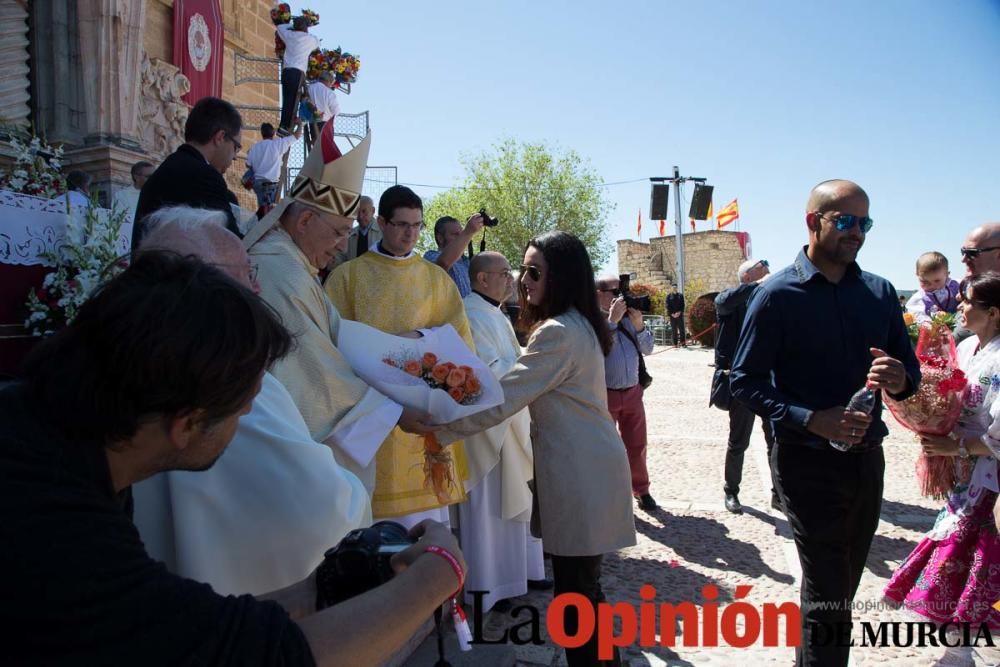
top-left (315, 521), bottom-right (415, 609)
top-left (478, 208), bottom-right (499, 227)
top-left (617, 273), bottom-right (651, 312)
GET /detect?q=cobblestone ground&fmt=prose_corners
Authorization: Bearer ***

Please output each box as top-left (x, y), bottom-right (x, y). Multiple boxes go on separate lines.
top-left (464, 345), bottom-right (1000, 667)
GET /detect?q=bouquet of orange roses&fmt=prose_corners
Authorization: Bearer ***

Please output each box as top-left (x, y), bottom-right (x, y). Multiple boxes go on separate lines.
top-left (337, 321), bottom-right (504, 504)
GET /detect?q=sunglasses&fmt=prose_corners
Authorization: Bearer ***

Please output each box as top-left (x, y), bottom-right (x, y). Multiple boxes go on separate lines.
top-left (519, 264), bottom-right (541, 282)
top-left (755, 259), bottom-right (769, 269)
top-left (820, 213), bottom-right (873, 233)
top-left (960, 246), bottom-right (1000, 260)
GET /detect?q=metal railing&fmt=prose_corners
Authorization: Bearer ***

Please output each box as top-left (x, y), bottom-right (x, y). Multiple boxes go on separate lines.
top-left (233, 52), bottom-right (351, 94)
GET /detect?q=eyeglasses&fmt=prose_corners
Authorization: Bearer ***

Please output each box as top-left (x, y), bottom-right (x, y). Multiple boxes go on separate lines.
top-left (960, 246), bottom-right (1000, 260)
top-left (818, 213), bottom-right (874, 233)
top-left (225, 133), bottom-right (242, 153)
top-left (385, 219), bottom-right (425, 232)
top-left (519, 265), bottom-right (542, 282)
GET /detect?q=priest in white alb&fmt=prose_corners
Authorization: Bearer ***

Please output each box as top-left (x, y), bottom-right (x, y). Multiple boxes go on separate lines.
top-left (242, 127), bottom-right (432, 492)
top-left (459, 252), bottom-right (547, 611)
top-left (131, 206), bottom-right (371, 596)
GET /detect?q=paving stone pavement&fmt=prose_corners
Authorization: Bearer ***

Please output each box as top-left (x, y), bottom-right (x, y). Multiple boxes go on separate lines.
top-left (410, 346), bottom-right (1000, 667)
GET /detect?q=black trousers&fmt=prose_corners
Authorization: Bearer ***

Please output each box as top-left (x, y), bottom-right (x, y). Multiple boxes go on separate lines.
top-left (724, 400), bottom-right (775, 496)
top-left (280, 68), bottom-right (305, 130)
top-left (550, 555), bottom-right (621, 667)
top-left (670, 316), bottom-right (686, 345)
top-left (771, 441), bottom-right (884, 667)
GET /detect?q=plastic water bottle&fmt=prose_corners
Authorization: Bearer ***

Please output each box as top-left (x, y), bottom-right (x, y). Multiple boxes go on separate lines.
top-left (829, 385), bottom-right (878, 451)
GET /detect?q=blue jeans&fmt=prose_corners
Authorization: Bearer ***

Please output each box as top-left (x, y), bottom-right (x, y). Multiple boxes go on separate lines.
top-left (252, 179), bottom-right (279, 208)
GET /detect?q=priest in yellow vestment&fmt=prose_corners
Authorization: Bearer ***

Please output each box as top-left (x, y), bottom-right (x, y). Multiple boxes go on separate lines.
top-left (325, 185), bottom-right (473, 523)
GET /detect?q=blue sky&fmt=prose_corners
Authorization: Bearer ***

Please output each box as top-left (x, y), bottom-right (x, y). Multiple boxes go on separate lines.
top-left (314, 0), bottom-right (1000, 290)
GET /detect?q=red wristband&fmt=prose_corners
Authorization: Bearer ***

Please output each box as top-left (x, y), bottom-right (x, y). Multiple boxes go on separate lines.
top-left (424, 545), bottom-right (464, 597)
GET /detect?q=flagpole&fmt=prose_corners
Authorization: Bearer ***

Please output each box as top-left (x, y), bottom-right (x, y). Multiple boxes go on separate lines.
top-left (672, 165), bottom-right (684, 296)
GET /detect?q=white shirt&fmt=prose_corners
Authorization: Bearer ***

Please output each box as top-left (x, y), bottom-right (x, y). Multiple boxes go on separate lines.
top-left (307, 81), bottom-right (340, 121)
top-left (132, 372), bottom-right (372, 596)
top-left (66, 190), bottom-right (89, 207)
top-left (112, 187), bottom-right (140, 217)
top-left (276, 24), bottom-right (320, 72)
top-left (245, 135), bottom-right (297, 182)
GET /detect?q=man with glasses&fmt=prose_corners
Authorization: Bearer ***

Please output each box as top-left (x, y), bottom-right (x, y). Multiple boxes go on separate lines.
top-left (424, 215), bottom-right (486, 297)
top-left (326, 185), bottom-right (475, 528)
top-left (712, 258), bottom-right (776, 515)
top-left (132, 97), bottom-right (243, 252)
top-left (731, 179), bottom-right (920, 667)
top-left (596, 274), bottom-right (657, 512)
top-left (958, 223), bottom-right (1000, 343)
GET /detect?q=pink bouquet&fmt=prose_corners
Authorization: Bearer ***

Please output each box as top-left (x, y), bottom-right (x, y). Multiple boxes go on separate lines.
top-left (885, 319), bottom-right (967, 498)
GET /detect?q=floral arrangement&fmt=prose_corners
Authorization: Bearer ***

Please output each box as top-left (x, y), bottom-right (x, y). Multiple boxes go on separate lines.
top-left (0, 135), bottom-right (66, 199)
top-left (270, 3), bottom-right (292, 25)
top-left (383, 350), bottom-right (484, 504)
top-left (383, 352), bottom-right (483, 406)
top-left (306, 48), bottom-right (361, 86)
top-left (904, 310), bottom-right (956, 345)
top-left (24, 203), bottom-right (129, 336)
top-left (885, 318), bottom-right (968, 498)
top-left (272, 5), bottom-right (319, 59)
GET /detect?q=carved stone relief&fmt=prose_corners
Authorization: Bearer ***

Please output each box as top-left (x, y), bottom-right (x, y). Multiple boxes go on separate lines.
top-left (137, 51), bottom-right (191, 160)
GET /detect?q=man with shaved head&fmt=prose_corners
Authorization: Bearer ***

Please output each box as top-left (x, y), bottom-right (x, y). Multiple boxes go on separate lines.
top-left (731, 180), bottom-right (920, 667)
top-left (955, 223), bottom-right (1000, 343)
top-left (132, 205), bottom-right (372, 596)
top-left (457, 251), bottom-right (547, 611)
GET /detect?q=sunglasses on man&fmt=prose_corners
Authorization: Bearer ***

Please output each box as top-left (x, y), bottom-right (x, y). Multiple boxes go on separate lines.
top-left (817, 213), bottom-right (874, 234)
top-left (960, 246), bottom-right (1000, 260)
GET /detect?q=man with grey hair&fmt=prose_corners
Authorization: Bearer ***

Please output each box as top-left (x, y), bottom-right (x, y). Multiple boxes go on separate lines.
top-left (333, 195), bottom-right (382, 266)
top-left (596, 273), bottom-right (656, 511)
top-left (711, 257), bottom-right (775, 514)
top-left (131, 205), bottom-right (372, 596)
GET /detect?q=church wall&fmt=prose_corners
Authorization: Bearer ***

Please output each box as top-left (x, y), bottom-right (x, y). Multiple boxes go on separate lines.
top-left (618, 230), bottom-right (747, 295)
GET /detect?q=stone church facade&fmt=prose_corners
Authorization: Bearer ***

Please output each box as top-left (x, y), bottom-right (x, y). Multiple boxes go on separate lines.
top-left (1, 0), bottom-right (278, 206)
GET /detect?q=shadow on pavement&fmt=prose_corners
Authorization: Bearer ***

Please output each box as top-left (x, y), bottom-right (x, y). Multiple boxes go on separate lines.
top-left (879, 498), bottom-right (938, 530)
top-left (865, 532), bottom-right (920, 579)
top-left (634, 513), bottom-right (794, 584)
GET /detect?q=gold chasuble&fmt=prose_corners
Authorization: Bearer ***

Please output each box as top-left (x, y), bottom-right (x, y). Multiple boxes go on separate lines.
top-left (325, 252), bottom-right (474, 517)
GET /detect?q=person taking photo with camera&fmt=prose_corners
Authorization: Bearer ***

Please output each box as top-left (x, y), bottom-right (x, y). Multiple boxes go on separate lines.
top-left (596, 274), bottom-right (657, 512)
top-left (0, 251), bottom-right (467, 666)
top-left (424, 213), bottom-right (487, 297)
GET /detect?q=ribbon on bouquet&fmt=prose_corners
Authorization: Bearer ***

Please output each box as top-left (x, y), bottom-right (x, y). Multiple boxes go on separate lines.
top-left (423, 434), bottom-right (459, 505)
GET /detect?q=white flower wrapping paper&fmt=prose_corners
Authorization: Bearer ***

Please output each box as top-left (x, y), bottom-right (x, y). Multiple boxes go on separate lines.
top-left (336, 320), bottom-right (505, 422)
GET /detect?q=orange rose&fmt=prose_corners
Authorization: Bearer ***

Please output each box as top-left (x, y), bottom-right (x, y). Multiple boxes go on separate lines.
top-left (403, 360), bottom-right (422, 377)
top-left (431, 364), bottom-right (450, 383)
top-left (446, 368), bottom-right (467, 388)
top-left (443, 362), bottom-right (457, 371)
top-left (464, 375), bottom-right (481, 394)
top-left (448, 387), bottom-right (465, 402)
top-left (902, 312), bottom-right (915, 326)
top-left (458, 365), bottom-right (474, 376)
top-left (422, 352), bottom-right (438, 369)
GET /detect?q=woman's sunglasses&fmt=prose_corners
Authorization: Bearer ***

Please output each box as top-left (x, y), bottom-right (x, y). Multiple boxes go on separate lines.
top-left (519, 264), bottom-right (541, 282)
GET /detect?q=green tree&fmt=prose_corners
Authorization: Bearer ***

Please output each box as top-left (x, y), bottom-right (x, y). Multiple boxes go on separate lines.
top-left (422, 139), bottom-right (615, 270)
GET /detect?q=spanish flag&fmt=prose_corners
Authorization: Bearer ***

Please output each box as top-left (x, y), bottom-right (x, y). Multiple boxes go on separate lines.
top-left (717, 199), bottom-right (739, 229)
top-left (659, 220), bottom-right (666, 236)
top-left (637, 208), bottom-right (642, 240)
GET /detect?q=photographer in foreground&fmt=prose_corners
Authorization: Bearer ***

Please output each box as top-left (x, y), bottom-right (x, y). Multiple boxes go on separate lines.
top-left (596, 274), bottom-right (657, 512)
top-left (0, 252), bottom-right (465, 666)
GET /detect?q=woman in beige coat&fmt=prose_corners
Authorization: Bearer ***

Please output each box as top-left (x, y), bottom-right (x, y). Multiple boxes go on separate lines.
top-left (438, 231), bottom-right (636, 667)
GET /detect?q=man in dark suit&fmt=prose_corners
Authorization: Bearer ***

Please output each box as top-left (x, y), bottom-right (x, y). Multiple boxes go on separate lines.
top-left (665, 285), bottom-right (686, 346)
top-left (131, 97), bottom-right (244, 252)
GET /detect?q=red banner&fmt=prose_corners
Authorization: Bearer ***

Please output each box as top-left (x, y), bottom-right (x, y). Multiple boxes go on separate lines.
top-left (173, 0), bottom-right (224, 104)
